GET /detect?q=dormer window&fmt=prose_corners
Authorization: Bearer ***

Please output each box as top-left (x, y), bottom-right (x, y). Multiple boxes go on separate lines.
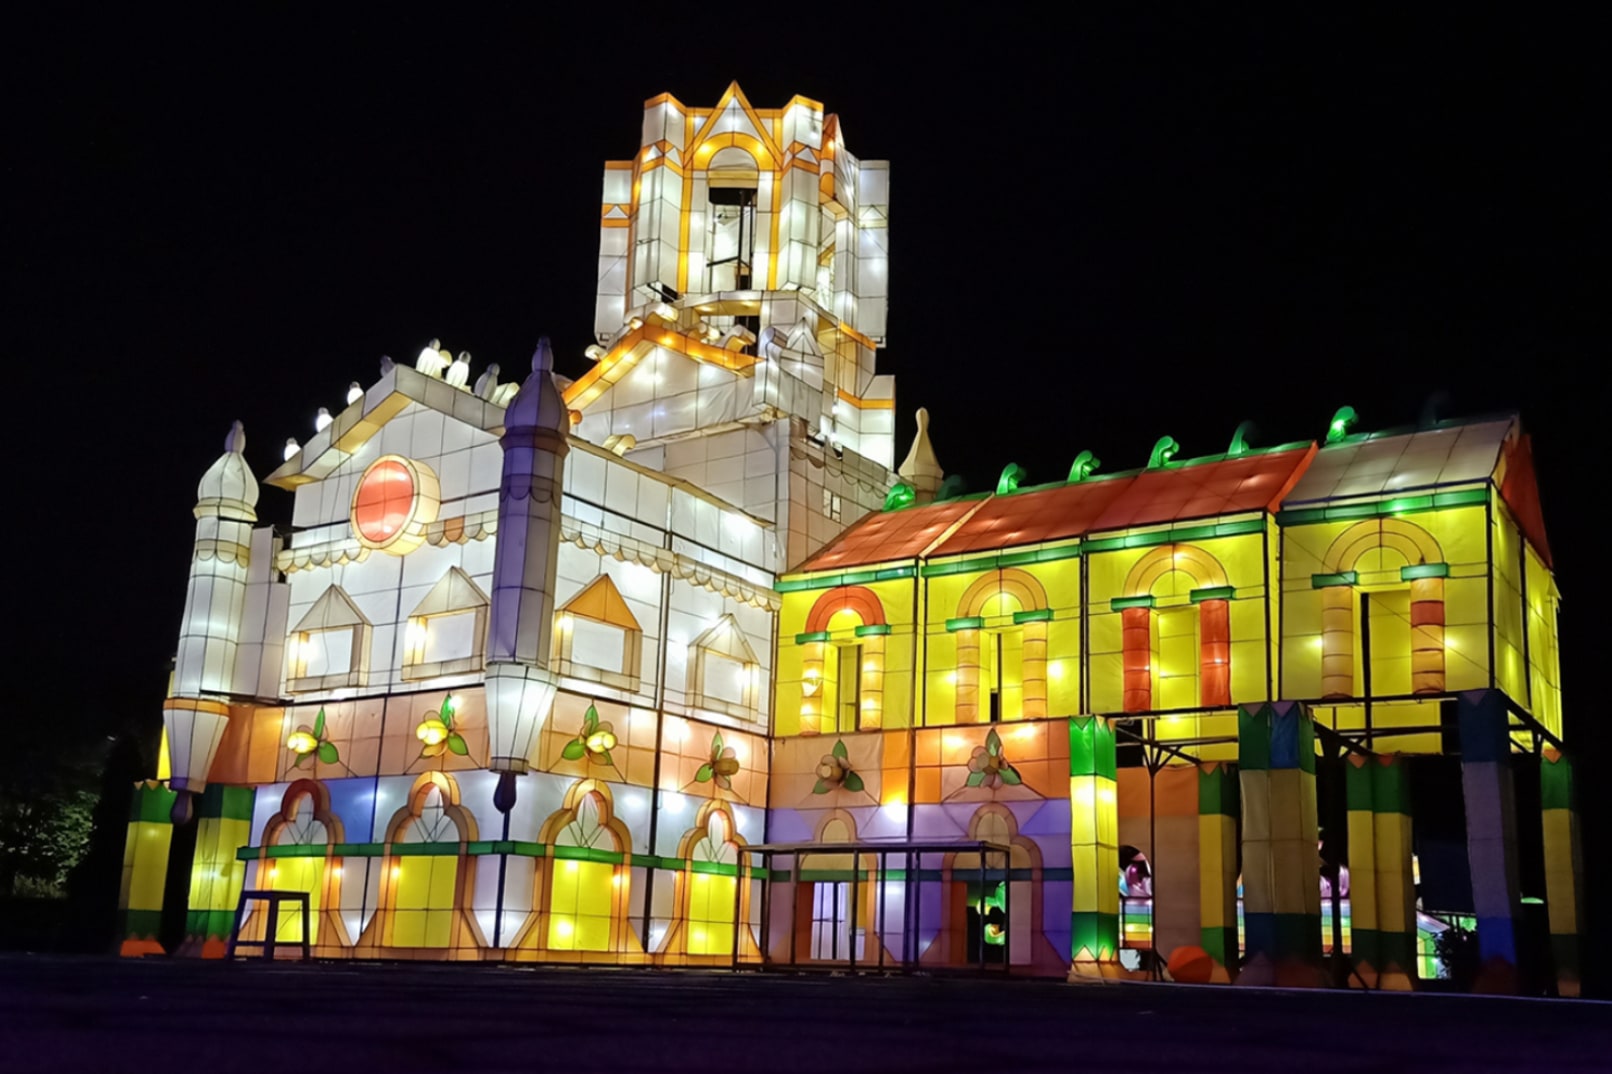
top-left (554, 574), bottom-right (644, 692)
top-left (402, 567), bottom-right (490, 681)
top-left (287, 585), bottom-right (371, 693)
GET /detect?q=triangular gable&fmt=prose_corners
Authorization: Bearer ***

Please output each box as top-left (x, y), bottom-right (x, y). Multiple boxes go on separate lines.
top-left (784, 317), bottom-right (825, 358)
top-left (686, 82), bottom-right (782, 168)
top-left (563, 321), bottom-right (758, 413)
top-left (266, 363), bottom-right (506, 491)
top-left (292, 584), bottom-right (371, 633)
top-left (691, 614), bottom-right (758, 664)
top-left (561, 574), bottom-right (642, 632)
top-left (410, 567), bottom-right (489, 618)
top-left (1497, 430), bottom-right (1553, 568)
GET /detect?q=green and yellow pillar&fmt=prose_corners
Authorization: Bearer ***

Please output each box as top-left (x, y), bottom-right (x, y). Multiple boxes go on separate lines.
top-left (182, 784), bottom-right (256, 958)
top-left (1540, 747), bottom-right (1584, 997)
top-left (1458, 689), bottom-right (1521, 993)
top-left (1237, 701), bottom-right (1322, 987)
top-left (1198, 761), bottom-right (1239, 982)
top-left (1346, 753), bottom-right (1415, 989)
top-left (1069, 716), bottom-right (1119, 978)
top-left (118, 781), bottom-right (177, 957)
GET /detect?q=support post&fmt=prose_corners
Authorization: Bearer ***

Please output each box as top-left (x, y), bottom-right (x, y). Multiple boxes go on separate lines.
top-left (1540, 747), bottom-right (1584, 997)
top-left (1346, 754), bottom-right (1415, 989)
top-left (1068, 716), bottom-right (1120, 979)
top-left (1237, 701), bottom-right (1322, 986)
top-left (1458, 689), bottom-right (1522, 994)
top-left (118, 781), bottom-right (178, 957)
top-left (1197, 761), bottom-right (1239, 982)
top-left (182, 784), bottom-right (256, 958)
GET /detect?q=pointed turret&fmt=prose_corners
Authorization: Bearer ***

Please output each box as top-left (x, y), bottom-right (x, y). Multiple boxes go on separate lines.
top-left (484, 339), bottom-right (568, 797)
top-left (898, 407), bottom-right (944, 502)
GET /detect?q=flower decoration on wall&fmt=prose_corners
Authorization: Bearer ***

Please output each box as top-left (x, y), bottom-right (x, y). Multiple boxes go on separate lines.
top-left (966, 729), bottom-right (1022, 789)
top-left (415, 694), bottom-right (468, 760)
top-left (695, 732), bottom-right (741, 791)
top-left (287, 707), bottom-right (340, 768)
top-left (813, 739), bottom-right (864, 795)
top-left (560, 703), bottom-right (617, 767)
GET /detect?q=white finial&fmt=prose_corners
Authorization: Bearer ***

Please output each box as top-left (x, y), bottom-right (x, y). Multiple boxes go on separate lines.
top-left (416, 339), bottom-right (449, 377)
top-left (314, 407), bottom-right (333, 432)
top-left (346, 381), bottom-right (363, 405)
top-left (473, 362), bottom-right (501, 401)
top-left (445, 351), bottom-right (472, 389)
top-left (283, 437), bottom-right (301, 461)
top-left (379, 354), bottom-right (395, 375)
top-left (224, 421), bottom-right (246, 455)
top-left (532, 337), bottom-right (555, 375)
top-left (898, 407), bottom-right (944, 499)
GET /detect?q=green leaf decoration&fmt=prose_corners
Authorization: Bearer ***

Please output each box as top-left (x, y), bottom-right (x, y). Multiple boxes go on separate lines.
top-left (813, 778), bottom-right (830, 795)
top-left (313, 708), bottom-right (327, 738)
top-left (600, 751), bottom-right (615, 768)
top-left (561, 740), bottom-right (587, 761)
top-left (293, 752), bottom-right (309, 769)
top-left (584, 704), bottom-right (599, 733)
top-left (998, 766), bottom-right (1022, 786)
top-left (446, 733), bottom-right (469, 756)
top-left (966, 770), bottom-right (986, 788)
top-left (695, 763), bottom-right (714, 783)
top-left (832, 739), bottom-right (848, 761)
top-left (441, 707), bottom-right (454, 731)
top-left (316, 741), bottom-right (339, 765)
top-left (985, 728), bottom-right (1002, 754)
top-left (711, 732), bottom-right (724, 757)
top-left (842, 771), bottom-right (865, 793)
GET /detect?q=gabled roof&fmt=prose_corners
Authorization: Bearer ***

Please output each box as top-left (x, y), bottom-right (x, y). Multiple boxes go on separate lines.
top-left (266, 364), bottom-right (507, 491)
top-left (1087, 446), bottom-right (1317, 533)
top-left (291, 584), bottom-right (370, 633)
top-left (1497, 429), bottom-right (1553, 568)
top-left (1281, 417), bottom-right (1514, 506)
top-left (560, 574), bottom-right (641, 631)
top-left (795, 497), bottom-right (983, 573)
top-left (924, 476), bottom-right (1134, 559)
top-left (410, 567), bottom-right (489, 618)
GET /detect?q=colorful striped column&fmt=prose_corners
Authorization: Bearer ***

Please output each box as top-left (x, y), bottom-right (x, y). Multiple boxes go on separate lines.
top-left (1069, 716), bottom-right (1119, 978)
top-left (1197, 600), bottom-right (1231, 707)
top-left (1540, 747), bottom-right (1583, 997)
top-left (1121, 608), bottom-right (1151, 712)
top-left (1458, 689), bottom-right (1521, 994)
top-left (1197, 761), bottom-right (1239, 981)
top-left (1237, 701), bottom-right (1322, 986)
top-left (1346, 754), bottom-right (1415, 989)
top-left (1319, 585), bottom-right (1354, 699)
top-left (118, 781), bottom-right (177, 957)
top-left (183, 784), bottom-right (256, 958)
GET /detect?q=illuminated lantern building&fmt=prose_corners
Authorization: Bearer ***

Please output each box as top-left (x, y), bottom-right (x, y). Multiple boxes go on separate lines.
top-left (118, 86), bottom-right (1578, 995)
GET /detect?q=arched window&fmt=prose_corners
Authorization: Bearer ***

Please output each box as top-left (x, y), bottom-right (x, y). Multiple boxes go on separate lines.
top-left (953, 570), bottom-right (1050, 724)
top-left (251, 779), bottom-right (346, 950)
top-left (534, 781), bottom-right (637, 956)
top-left (661, 802), bottom-right (754, 962)
top-left (795, 812), bottom-right (881, 962)
top-left (1118, 545), bottom-right (1232, 714)
top-left (944, 806), bottom-right (1042, 968)
top-left (800, 586), bottom-right (888, 734)
top-left (369, 772), bottom-right (479, 952)
top-left (1318, 520), bottom-right (1446, 699)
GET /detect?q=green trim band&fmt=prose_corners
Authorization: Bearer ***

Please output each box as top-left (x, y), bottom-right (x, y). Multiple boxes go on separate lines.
top-left (1312, 571), bottom-right (1358, 588)
top-left (1189, 586), bottom-right (1236, 604)
top-left (1277, 486), bottom-right (1488, 526)
top-left (854, 624), bottom-right (892, 637)
top-left (776, 565), bottom-right (917, 593)
top-left (795, 631), bottom-right (831, 645)
top-left (1401, 563), bottom-right (1449, 581)
top-left (945, 616), bottom-right (985, 632)
top-left (1109, 596), bottom-right (1155, 611)
top-left (1012, 608), bottom-right (1054, 624)
top-left (921, 542), bottom-right (1083, 578)
top-left (1082, 517), bottom-right (1265, 554)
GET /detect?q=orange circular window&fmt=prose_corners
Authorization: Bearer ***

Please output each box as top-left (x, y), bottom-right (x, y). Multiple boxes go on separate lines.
top-left (350, 456), bottom-right (439, 553)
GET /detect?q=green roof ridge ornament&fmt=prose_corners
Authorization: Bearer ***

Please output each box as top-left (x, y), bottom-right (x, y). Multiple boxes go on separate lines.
top-left (1148, 435), bottom-right (1180, 469)
top-left (1067, 450), bottom-right (1100, 483)
top-left (1228, 421), bottom-right (1256, 457)
top-left (883, 482), bottom-right (916, 511)
top-left (1327, 406), bottom-right (1358, 444)
top-left (935, 474), bottom-right (967, 501)
top-left (996, 463), bottom-right (1028, 495)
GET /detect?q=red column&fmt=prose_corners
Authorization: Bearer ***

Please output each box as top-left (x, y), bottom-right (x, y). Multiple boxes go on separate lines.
top-left (1199, 599), bottom-right (1231, 706)
top-left (1122, 607), bottom-right (1152, 712)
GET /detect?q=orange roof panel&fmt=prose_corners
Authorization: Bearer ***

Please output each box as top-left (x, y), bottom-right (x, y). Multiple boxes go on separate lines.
top-left (928, 476), bottom-right (1139, 558)
top-left (1087, 446), bottom-right (1316, 533)
top-left (794, 498), bottom-right (983, 572)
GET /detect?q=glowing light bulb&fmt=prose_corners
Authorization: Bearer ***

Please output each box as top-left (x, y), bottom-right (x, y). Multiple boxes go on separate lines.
top-left (283, 438), bottom-right (300, 461)
top-left (314, 407), bottom-right (332, 432)
top-left (346, 381), bottom-right (363, 405)
top-left (585, 730), bottom-right (618, 754)
top-left (286, 729), bottom-right (318, 755)
top-left (415, 718), bottom-right (448, 746)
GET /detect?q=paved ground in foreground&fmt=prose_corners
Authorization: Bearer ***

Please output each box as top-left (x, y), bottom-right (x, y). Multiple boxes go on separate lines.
top-left (1, 957), bottom-right (1608, 1073)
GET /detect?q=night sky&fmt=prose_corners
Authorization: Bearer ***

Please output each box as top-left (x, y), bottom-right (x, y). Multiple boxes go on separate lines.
top-left (14, 10), bottom-right (1606, 974)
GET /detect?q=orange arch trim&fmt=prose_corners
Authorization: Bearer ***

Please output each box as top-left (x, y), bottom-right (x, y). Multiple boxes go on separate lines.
top-left (805, 585), bottom-right (887, 634)
top-left (959, 568), bottom-right (1050, 617)
top-left (1324, 519), bottom-right (1444, 573)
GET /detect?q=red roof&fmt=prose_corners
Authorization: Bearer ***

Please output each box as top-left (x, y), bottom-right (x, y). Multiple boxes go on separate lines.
top-left (1087, 446), bottom-right (1316, 532)
top-left (1499, 432), bottom-right (1553, 568)
top-left (795, 497), bottom-right (982, 572)
top-left (927, 476), bottom-right (1137, 557)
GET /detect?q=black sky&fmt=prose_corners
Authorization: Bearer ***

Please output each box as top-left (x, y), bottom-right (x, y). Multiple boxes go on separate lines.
top-left (11, 8), bottom-right (1607, 974)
